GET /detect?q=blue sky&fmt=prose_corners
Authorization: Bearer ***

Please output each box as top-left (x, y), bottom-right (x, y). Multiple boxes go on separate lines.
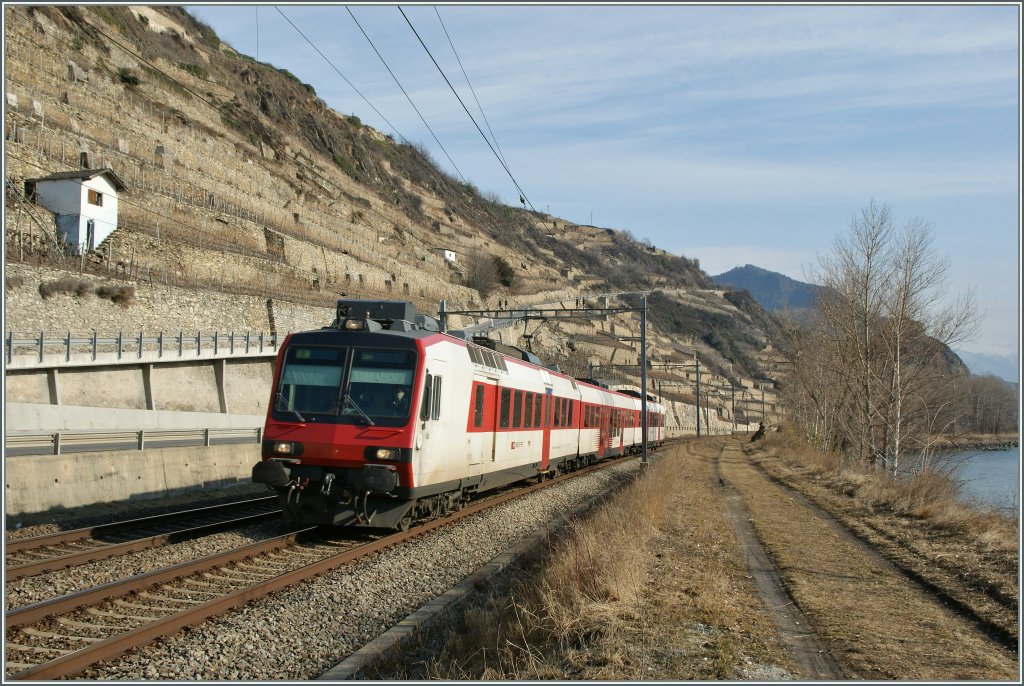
top-left (187, 3), bottom-right (1020, 359)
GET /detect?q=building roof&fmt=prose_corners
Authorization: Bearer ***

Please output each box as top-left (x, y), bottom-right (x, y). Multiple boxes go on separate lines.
top-left (26, 168), bottom-right (128, 191)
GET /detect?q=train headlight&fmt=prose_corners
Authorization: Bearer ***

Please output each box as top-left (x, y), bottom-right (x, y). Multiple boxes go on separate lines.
top-left (274, 441), bottom-right (297, 455)
top-left (343, 318), bottom-right (367, 331)
top-left (374, 447), bottom-right (401, 461)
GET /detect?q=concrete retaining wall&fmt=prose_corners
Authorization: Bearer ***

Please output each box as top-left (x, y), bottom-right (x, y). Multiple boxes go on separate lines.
top-left (4, 443), bottom-right (260, 517)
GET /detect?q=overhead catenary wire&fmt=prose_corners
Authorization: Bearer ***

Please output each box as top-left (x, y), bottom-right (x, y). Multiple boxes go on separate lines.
top-left (273, 6), bottom-right (410, 146)
top-left (398, 6), bottom-right (536, 213)
top-left (434, 6), bottom-right (509, 168)
top-left (345, 6), bottom-right (468, 185)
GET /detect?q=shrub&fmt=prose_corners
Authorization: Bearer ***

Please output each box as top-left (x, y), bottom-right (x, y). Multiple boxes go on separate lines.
top-left (493, 255), bottom-right (517, 288)
top-left (118, 67), bottom-right (141, 86)
top-left (6, 274), bottom-right (26, 290)
top-left (177, 61), bottom-right (209, 80)
top-left (95, 285), bottom-right (135, 307)
top-left (39, 277), bottom-right (92, 298)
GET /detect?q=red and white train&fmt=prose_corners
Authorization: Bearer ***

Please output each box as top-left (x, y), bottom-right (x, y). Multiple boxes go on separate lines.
top-left (253, 300), bottom-right (665, 529)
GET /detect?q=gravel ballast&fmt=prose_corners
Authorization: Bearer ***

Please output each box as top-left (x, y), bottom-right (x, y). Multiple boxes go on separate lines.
top-left (53, 461), bottom-right (643, 680)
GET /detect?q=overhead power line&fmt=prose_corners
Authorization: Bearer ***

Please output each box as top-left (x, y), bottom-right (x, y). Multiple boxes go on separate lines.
top-left (398, 6), bottom-right (535, 213)
top-left (274, 6), bottom-right (409, 145)
top-left (434, 7), bottom-right (509, 168)
top-left (345, 6), bottom-right (467, 184)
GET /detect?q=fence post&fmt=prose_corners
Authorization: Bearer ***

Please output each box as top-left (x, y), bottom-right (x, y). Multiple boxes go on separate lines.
top-left (256, 426), bottom-right (263, 444)
top-left (245, 331), bottom-right (251, 354)
top-left (6, 331), bottom-right (11, 365)
top-left (53, 432), bottom-right (61, 455)
top-left (92, 330), bottom-right (97, 361)
top-left (204, 428), bottom-right (211, 447)
top-left (66, 331), bottom-right (71, 362)
top-left (230, 331), bottom-right (234, 354)
top-left (38, 330), bottom-right (44, 363)
top-left (259, 332), bottom-right (264, 353)
top-left (117, 331), bottom-right (123, 360)
top-left (138, 331), bottom-right (143, 359)
top-left (197, 330), bottom-right (202, 356)
top-left (158, 332), bottom-right (163, 358)
top-left (214, 331), bottom-right (218, 356)
top-left (138, 429), bottom-right (145, 451)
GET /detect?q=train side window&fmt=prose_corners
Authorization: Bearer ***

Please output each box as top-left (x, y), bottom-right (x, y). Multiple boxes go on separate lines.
top-left (512, 390), bottom-right (523, 428)
top-left (568, 400), bottom-right (574, 426)
top-left (473, 384), bottom-right (485, 428)
top-left (420, 373), bottom-right (432, 421)
top-left (534, 393), bottom-right (542, 426)
top-left (524, 393), bottom-right (533, 428)
top-left (431, 376), bottom-right (442, 420)
top-left (499, 388), bottom-right (511, 428)
top-left (553, 397), bottom-right (561, 427)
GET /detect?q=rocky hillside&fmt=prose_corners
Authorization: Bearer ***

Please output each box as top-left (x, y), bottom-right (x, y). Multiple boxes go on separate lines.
top-left (3, 5), bottom-right (785, 423)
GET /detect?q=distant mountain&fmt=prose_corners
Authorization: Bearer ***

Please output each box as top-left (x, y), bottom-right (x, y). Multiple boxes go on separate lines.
top-left (953, 350), bottom-right (1019, 384)
top-left (712, 265), bottom-right (821, 312)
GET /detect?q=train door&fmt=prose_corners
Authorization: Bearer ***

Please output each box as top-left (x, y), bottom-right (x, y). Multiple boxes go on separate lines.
top-left (467, 376), bottom-right (497, 466)
top-left (598, 405), bottom-right (610, 458)
top-left (541, 388), bottom-right (553, 470)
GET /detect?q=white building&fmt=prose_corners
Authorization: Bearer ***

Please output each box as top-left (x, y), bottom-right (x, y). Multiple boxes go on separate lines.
top-left (433, 247), bottom-right (457, 263)
top-left (25, 168), bottom-right (127, 255)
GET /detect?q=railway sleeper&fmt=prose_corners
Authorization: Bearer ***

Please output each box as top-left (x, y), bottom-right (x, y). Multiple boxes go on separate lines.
top-left (111, 598), bottom-right (171, 614)
top-left (4, 642), bottom-right (75, 656)
top-left (56, 617), bottom-right (125, 632)
top-left (161, 583), bottom-right (220, 597)
top-left (200, 571), bottom-right (266, 585)
top-left (137, 591), bottom-right (204, 605)
top-left (20, 627), bottom-right (102, 643)
top-left (85, 607), bottom-right (153, 623)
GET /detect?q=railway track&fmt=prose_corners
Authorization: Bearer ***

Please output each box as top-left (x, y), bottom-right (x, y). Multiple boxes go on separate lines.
top-left (4, 497), bottom-right (281, 582)
top-left (3, 459), bottom-right (624, 680)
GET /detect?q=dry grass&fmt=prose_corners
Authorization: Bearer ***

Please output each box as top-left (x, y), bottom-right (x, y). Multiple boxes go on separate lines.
top-left (759, 428), bottom-right (1017, 550)
top-left (419, 466), bottom-right (673, 679)
top-left (751, 429), bottom-right (1019, 646)
top-left (366, 441), bottom-right (795, 681)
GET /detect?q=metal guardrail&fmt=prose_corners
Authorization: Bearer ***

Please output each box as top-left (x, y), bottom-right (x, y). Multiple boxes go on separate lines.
top-left (5, 426), bottom-right (264, 456)
top-left (5, 330), bottom-right (280, 365)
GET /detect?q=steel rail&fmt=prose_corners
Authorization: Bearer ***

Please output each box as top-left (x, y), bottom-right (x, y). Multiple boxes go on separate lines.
top-left (5, 497), bottom-right (278, 554)
top-left (6, 457), bottom-right (627, 680)
top-left (5, 508), bottom-right (281, 581)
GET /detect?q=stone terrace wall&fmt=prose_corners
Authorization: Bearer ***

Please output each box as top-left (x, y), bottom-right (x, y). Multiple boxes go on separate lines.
top-left (4, 262), bottom-right (332, 336)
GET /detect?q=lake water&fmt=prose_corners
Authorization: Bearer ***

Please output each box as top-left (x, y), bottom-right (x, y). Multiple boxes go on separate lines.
top-left (905, 447), bottom-right (1019, 516)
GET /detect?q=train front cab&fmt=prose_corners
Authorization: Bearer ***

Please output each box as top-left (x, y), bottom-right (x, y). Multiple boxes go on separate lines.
top-left (253, 327), bottom-right (432, 530)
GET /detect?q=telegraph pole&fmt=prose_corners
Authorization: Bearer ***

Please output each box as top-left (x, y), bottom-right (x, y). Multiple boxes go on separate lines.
top-left (761, 384), bottom-right (766, 423)
top-left (695, 354), bottom-right (701, 437)
top-left (639, 296), bottom-right (648, 465)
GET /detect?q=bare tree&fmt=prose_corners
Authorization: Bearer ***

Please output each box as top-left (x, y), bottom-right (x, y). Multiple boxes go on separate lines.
top-left (793, 201), bottom-right (979, 475)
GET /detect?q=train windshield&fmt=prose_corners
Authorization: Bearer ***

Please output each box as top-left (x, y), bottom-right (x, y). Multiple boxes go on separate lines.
top-left (273, 345), bottom-right (416, 425)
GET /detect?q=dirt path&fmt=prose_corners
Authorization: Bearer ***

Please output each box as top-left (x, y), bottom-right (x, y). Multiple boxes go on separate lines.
top-left (711, 442), bottom-right (847, 679)
top-left (715, 436), bottom-right (1018, 680)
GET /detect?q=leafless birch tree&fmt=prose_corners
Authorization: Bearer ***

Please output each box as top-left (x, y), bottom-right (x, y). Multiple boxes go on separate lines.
top-left (789, 200), bottom-right (978, 475)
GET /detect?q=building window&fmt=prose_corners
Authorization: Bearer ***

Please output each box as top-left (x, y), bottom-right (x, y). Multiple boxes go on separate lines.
top-left (87, 189), bottom-right (103, 206)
